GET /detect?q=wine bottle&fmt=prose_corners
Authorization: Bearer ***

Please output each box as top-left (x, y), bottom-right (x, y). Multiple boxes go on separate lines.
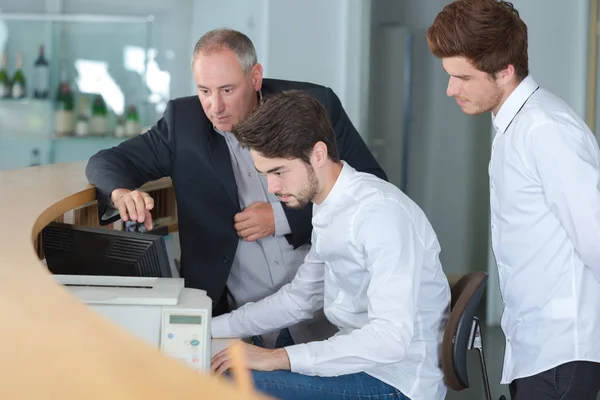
top-left (54, 69), bottom-right (74, 136)
top-left (125, 104), bottom-right (140, 137)
top-left (33, 45), bottom-right (50, 99)
top-left (90, 94), bottom-right (108, 135)
top-left (114, 116), bottom-right (125, 138)
top-left (75, 95), bottom-right (90, 137)
top-left (29, 148), bottom-right (41, 167)
top-left (11, 53), bottom-right (26, 99)
top-left (0, 52), bottom-right (11, 99)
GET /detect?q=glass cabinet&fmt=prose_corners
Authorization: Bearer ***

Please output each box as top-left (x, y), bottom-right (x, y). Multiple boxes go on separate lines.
top-left (0, 12), bottom-right (154, 170)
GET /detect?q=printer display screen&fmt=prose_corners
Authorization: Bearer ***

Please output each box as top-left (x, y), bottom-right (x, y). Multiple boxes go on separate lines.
top-left (169, 315), bottom-right (202, 325)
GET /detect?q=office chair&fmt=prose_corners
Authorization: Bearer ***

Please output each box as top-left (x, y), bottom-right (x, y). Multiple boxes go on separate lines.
top-left (441, 271), bottom-right (506, 400)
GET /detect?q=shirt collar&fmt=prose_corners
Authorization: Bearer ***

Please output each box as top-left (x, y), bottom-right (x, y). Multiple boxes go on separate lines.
top-left (314, 161), bottom-right (351, 212)
top-left (492, 75), bottom-right (539, 134)
top-left (214, 90), bottom-right (263, 136)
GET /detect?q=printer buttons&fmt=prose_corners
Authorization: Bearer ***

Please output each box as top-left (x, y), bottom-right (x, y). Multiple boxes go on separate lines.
top-left (191, 339), bottom-right (200, 346)
top-left (185, 340), bottom-right (190, 345)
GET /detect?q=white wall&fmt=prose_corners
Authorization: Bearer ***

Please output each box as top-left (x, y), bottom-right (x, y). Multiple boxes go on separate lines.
top-left (188, 0), bottom-right (370, 133)
top-left (512, 0), bottom-right (589, 117)
top-left (377, 0), bottom-right (491, 280)
top-left (188, 0), bottom-right (268, 79)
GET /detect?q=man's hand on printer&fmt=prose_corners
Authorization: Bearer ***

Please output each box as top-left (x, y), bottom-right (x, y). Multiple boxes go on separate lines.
top-left (111, 188), bottom-right (154, 230)
top-left (210, 342), bottom-right (290, 375)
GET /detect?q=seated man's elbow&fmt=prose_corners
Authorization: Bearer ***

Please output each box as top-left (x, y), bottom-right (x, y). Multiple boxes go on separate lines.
top-left (376, 327), bottom-right (411, 364)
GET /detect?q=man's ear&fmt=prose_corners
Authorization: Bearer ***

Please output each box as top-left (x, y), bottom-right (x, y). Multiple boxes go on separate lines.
top-left (251, 63), bottom-right (263, 92)
top-left (496, 64), bottom-right (516, 86)
top-left (311, 141), bottom-right (329, 167)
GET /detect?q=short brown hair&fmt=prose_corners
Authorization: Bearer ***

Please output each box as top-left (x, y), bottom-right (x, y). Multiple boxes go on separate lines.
top-left (427, 0), bottom-right (528, 80)
top-left (231, 90), bottom-right (340, 164)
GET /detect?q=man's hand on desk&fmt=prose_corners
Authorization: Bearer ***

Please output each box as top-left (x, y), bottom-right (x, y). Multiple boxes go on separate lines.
top-left (110, 188), bottom-right (154, 230)
top-left (234, 202), bottom-right (275, 242)
top-left (210, 342), bottom-right (290, 375)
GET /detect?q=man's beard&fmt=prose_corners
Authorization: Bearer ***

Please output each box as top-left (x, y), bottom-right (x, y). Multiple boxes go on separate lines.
top-left (276, 163), bottom-right (319, 209)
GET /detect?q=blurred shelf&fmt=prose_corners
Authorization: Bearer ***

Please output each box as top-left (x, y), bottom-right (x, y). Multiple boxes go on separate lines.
top-left (0, 13), bottom-right (154, 24)
top-left (0, 98), bottom-right (52, 104)
top-left (51, 135), bottom-right (130, 141)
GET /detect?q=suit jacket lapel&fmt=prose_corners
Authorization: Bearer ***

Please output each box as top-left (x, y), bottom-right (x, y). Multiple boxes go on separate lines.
top-left (207, 124), bottom-right (240, 210)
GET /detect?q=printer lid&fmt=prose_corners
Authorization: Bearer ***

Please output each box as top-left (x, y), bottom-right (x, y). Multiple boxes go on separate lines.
top-left (54, 275), bottom-right (185, 306)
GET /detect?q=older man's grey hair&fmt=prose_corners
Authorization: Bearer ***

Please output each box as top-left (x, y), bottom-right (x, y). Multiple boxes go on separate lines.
top-left (192, 28), bottom-right (258, 74)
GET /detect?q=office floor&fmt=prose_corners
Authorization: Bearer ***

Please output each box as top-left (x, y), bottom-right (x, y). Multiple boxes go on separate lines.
top-left (446, 325), bottom-right (510, 400)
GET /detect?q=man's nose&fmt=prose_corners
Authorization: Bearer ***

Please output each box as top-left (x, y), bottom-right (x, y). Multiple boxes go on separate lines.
top-left (267, 176), bottom-right (281, 194)
top-left (212, 93), bottom-right (225, 113)
top-left (447, 77), bottom-right (460, 97)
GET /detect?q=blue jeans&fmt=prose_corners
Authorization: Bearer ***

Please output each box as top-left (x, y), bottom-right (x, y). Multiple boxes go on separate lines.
top-left (251, 370), bottom-right (410, 400)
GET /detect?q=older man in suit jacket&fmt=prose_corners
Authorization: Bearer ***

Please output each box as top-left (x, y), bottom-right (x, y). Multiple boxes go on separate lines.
top-left (85, 28), bottom-right (386, 347)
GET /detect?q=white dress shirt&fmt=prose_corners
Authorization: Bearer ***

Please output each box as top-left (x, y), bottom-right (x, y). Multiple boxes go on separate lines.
top-left (212, 162), bottom-right (451, 400)
top-left (490, 75), bottom-right (600, 384)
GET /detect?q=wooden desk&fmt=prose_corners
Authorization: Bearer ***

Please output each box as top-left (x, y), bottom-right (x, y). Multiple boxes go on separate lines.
top-left (0, 161), bottom-right (267, 400)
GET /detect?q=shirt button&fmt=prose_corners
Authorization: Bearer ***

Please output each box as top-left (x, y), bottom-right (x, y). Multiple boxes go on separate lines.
top-left (222, 256), bottom-right (231, 264)
top-left (248, 172), bottom-right (253, 177)
top-left (274, 261), bottom-right (279, 266)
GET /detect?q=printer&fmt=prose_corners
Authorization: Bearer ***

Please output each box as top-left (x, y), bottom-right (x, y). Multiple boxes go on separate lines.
top-left (54, 274), bottom-right (212, 372)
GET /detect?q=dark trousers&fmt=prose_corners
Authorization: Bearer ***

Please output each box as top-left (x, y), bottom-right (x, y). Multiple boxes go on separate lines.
top-left (510, 361), bottom-right (600, 400)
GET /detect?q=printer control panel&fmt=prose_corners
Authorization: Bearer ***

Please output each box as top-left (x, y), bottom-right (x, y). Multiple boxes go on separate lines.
top-left (160, 311), bottom-right (210, 372)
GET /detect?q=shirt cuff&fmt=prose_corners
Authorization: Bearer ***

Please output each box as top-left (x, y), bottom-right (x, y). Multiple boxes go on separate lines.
top-left (284, 343), bottom-right (313, 375)
top-left (272, 201), bottom-right (292, 236)
top-left (101, 206), bottom-right (120, 222)
top-left (211, 314), bottom-right (234, 338)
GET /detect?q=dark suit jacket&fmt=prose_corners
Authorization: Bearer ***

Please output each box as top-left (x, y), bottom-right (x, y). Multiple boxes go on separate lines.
top-left (86, 78), bottom-right (387, 314)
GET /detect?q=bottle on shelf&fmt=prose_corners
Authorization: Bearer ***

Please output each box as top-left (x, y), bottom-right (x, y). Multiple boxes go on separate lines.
top-left (33, 45), bottom-right (50, 99)
top-left (11, 53), bottom-right (26, 99)
top-left (90, 94), bottom-right (108, 136)
top-left (75, 95), bottom-right (90, 137)
top-left (29, 148), bottom-right (41, 167)
top-left (0, 52), bottom-right (11, 99)
top-left (114, 116), bottom-right (126, 138)
top-left (54, 69), bottom-right (74, 136)
top-left (125, 104), bottom-right (140, 137)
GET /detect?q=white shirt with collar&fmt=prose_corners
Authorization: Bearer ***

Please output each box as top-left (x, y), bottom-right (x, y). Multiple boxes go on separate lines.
top-left (490, 75), bottom-right (600, 384)
top-left (212, 161), bottom-right (451, 400)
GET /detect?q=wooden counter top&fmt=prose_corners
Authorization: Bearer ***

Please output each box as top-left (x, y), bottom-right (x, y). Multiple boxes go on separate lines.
top-left (0, 161), bottom-right (266, 399)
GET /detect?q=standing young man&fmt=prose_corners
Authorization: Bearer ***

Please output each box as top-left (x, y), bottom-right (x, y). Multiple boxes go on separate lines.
top-left (210, 90), bottom-right (451, 400)
top-left (427, 1), bottom-right (600, 399)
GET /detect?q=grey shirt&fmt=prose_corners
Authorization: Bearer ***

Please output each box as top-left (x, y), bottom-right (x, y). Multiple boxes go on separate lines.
top-left (218, 129), bottom-right (308, 307)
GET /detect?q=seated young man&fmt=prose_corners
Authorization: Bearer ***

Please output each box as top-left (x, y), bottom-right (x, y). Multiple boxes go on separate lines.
top-left (210, 90), bottom-right (450, 400)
